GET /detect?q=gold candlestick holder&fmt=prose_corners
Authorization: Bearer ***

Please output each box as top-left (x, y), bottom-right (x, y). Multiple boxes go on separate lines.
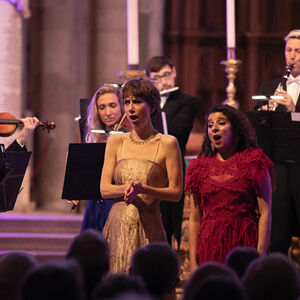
top-left (220, 59), bottom-right (241, 109)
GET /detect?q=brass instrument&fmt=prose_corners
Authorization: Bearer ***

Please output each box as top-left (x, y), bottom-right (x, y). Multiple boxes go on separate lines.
top-left (270, 64), bottom-right (294, 111)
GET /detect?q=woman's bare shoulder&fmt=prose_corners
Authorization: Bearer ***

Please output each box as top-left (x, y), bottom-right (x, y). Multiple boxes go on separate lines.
top-left (107, 132), bottom-right (128, 145)
top-left (159, 134), bottom-right (179, 147)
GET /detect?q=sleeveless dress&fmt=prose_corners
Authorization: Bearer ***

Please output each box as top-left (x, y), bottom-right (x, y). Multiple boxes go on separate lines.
top-left (102, 136), bottom-right (168, 273)
top-left (185, 148), bottom-right (273, 264)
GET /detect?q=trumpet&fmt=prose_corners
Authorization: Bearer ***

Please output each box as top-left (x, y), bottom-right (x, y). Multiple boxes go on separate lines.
top-left (270, 64), bottom-right (294, 111)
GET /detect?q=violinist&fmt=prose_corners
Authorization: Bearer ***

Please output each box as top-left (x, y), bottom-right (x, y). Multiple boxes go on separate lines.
top-left (146, 56), bottom-right (200, 249)
top-left (80, 84), bottom-right (128, 233)
top-left (254, 29), bottom-right (300, 255)
top-left (5, 116), bottom-right (40, 152)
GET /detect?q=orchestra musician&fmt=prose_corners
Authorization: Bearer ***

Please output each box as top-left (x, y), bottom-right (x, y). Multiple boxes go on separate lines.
top-left (4, 116), bottom-right (40, 151)
top-left (146, 56), bottom-right (200, 249)
top-left (255, 29), bottom-right (300, 112)
top-left (79, 84), bottom-right (128, 233)
top-left (254, 29), bottom-right (300, 255)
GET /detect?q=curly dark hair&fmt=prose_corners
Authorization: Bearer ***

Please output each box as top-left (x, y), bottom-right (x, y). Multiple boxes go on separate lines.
top-left (200, 104), bottom-right (258, 156)
top-left (121, 78), bottom-right (161, 116)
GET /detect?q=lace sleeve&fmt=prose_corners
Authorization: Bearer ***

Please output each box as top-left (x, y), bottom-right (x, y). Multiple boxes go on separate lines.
top-left (245, 149), bottom-right (273, 195)
top-left (185, 157), bottom-right (205, 203)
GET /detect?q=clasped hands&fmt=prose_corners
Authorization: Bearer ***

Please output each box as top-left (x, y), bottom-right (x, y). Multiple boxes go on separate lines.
top-left (124, 180), bottom-right (142, 205)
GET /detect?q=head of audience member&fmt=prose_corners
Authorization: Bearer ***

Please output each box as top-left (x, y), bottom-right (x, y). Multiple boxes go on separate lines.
top-left (66, 229), bottom-right (110, 299)
top-left (122, 78), bottom-right (161, 117)
top-left (225, 246), bottom-right (260, 279)
top-left (0, 251), bottom-right (37, 300)
top-left (129, 242), bottom-right (180, 299)
top-left (85, 84), bottom-right (123, 142)
top-left (183, 261), bottom-right (240, 300)
top-left (92, 273), bottom-right (147, 300)
top-left (146, 56), bottom-right (177, 92)
top-left (243, 253), bottom-right (300, 300)
top-left (19, 260), bottom-right (84, 300)
top-left (200, 104), bottom-right (258, 157)
top-left (111, 291), bottom-right (156, 300)
top-left (284, 29), bottom-right (300, 77)
top-left (186, 275), bottom-right (248, 300)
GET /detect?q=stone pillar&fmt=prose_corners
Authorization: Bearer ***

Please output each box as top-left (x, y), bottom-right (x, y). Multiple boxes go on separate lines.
top-left (0, 1), bottom-right (34, 212)
top-left (29, 0), bottom-right (90, 211)
top-left (0, 1), bottom-right (22, 147)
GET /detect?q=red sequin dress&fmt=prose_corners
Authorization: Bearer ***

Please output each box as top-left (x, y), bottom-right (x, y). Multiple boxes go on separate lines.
top-left (185, 148), bottom-right (273, 264)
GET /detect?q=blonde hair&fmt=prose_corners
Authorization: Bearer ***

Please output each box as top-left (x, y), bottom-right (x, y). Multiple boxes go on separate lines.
top-left (284, 29), bottom-right (300, 42)
top-left (85, 85), bottom-right (123, 143)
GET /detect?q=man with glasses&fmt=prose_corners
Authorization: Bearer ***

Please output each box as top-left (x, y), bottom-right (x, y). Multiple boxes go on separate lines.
top-left (146, 56), bottom-right (199, 249)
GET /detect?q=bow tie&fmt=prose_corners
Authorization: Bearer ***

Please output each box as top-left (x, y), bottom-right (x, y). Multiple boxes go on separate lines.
top-left (287, 76), bottom-right (300, 85)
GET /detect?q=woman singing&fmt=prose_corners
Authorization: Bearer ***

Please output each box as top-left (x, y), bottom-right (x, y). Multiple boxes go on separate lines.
top-left (186, 104), bottom-right (273, 271)
top-left (100, 79), bottom-right (183, 273)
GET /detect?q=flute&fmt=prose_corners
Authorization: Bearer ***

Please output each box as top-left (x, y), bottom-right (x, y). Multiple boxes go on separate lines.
top-left (159, 86), bottom-right (179, 96)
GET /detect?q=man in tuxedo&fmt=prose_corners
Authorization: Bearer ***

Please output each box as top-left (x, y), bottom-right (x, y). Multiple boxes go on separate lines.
top-left (256, 29), bottom-right (300, 112)
top-left (6, 117), bottom-right (39, 151)
top-left (255, 29), bottom-right (300, 254)
top-left (146, 56), bottom-right (199, 249)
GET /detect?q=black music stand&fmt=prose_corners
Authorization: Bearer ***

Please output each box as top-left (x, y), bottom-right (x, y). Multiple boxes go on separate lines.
top-left (61, 143), bottom-right (106, 200)
top-left (246, 111), bottom-right (300, 163)
top-left (0, 150), bottom-right (31, 212)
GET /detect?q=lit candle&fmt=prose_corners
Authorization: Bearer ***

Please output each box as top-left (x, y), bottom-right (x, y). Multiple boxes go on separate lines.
top-left (126, 0), bottom-right (139, 69)
top-left (226, 0), bottom-right (236, 59)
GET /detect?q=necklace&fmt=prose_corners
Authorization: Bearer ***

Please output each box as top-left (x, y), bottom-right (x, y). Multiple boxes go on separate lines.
top-left (129, 130), bottom-right (158, 145)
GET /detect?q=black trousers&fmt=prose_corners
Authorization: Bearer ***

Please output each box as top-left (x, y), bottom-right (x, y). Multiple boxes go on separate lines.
top-left (270, 163), bottom-right (300, 254)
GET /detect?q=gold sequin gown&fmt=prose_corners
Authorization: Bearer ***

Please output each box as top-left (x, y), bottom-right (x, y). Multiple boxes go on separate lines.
top-left (103, 138), bottom-right (168, 274)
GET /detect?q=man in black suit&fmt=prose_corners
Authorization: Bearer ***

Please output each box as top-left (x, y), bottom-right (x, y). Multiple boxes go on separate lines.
top-left (255, 29), bottom-right (300, 254)
top-left (6, 117), bottom-right (39, 151)
top-left (256, 29), bottom-right (300, 112)
top-left (146, 56), bottom-right (199, 249)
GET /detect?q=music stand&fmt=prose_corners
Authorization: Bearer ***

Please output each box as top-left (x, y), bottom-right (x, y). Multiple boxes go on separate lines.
top-left (0, 151), bottom-right (31, 212)
top-left (246, 111), bottom-right (300, 163)
top-left (61, 143), bottom-right (106, 200)
top-left (79, 98), bottom-right (90, 143)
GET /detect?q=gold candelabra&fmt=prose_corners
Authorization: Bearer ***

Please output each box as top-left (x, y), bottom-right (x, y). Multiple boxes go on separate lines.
top-left (220, 59), bottom-right (241, 109)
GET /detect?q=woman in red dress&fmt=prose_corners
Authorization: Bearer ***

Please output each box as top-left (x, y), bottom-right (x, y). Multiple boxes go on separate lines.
top-left (186, 104), bottom-right (273, 271)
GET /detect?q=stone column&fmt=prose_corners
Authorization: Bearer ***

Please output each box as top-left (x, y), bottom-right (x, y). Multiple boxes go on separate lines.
top-left (0, 1), bottom-right (34, 212)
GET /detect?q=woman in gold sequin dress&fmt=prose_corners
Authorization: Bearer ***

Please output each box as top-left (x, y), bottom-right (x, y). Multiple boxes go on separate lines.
top-left (100, 79), bottom-right (183, 273)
